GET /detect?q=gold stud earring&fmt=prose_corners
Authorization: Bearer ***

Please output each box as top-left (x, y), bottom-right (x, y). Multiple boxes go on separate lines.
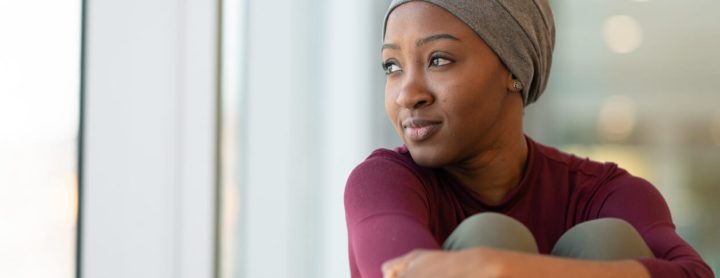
top-left (512, 80), bottom-right (524, 91)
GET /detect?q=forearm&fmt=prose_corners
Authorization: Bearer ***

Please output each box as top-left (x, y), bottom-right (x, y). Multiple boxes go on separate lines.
top-left (383, 247), bottom-right (652, 278)
top-left (462, 248), bottom-right (650, 278)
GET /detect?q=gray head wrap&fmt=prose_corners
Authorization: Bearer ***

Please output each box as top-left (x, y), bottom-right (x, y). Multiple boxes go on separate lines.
top-left (383, 0), bottom-right (556, 106)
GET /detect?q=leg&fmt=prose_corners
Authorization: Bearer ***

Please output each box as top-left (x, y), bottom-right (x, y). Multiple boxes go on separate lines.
top-left (551, 218), bottom-right (655, 260)
top-left (442, 212), bottom-right (539, 254)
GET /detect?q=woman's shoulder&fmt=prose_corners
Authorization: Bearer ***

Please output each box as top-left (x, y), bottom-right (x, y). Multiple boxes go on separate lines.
top-left (347, 146), bottom-right (430, 188)
top-left (345, 146), bottom-right (433, 195)
top-left (365, 145), bottom-right (416, 168)
top-left (344, 146), bottom-right (437, 225)
top-left (530, 138), bottom-right (622, 179)
top-left (528, 138), bottom-right (662, 213)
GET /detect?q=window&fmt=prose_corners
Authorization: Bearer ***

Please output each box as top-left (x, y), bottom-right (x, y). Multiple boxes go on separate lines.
top-left (218, 1), bottom-right (393, 277)
top-left (526, 0), bottom-right (720, 271)
top-left (0, 1), bottom-right (82, 277)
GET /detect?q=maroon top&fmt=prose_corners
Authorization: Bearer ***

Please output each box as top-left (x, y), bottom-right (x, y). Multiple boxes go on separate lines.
top-left (344, 137), bottom-right (713, 278)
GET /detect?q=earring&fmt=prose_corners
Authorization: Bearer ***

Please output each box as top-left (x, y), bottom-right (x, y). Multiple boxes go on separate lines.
top-left (512, 80), bottom-right (523, 91)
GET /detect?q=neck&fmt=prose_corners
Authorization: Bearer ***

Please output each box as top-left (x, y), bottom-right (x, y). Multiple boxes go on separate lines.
top-left (444, 134), bottom-right (529, 206)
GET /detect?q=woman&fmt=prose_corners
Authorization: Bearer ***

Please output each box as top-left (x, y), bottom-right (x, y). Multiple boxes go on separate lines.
top-left (344, 1), bottom-right (714, 277)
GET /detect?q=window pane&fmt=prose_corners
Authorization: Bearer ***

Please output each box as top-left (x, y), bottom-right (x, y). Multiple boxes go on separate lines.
top-left (219, 1), bottom-right (391, 277)
top-left (0, 1), bottom-right (82, 277)
top-left (527, 0), bottom-right (720, 272)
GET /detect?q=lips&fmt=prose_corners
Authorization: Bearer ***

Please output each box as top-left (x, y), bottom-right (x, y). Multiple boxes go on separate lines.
top-left (402, 118), bottom-right (442, 142)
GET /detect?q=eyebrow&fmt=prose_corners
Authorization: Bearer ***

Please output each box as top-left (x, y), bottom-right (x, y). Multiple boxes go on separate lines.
top-left (381, 33), bottom-right (461, 51)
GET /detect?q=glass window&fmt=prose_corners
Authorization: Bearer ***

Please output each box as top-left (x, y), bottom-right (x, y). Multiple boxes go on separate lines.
top-left (526, 0), bottom-right (720, 272)
top-left (0, 1), bottom-right (82, 277)
top-left (219, 1), bottom-right (392, 277)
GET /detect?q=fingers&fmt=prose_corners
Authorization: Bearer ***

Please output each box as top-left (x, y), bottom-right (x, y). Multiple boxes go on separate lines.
top-left (382, 250), bottom-right (432, 278)
top-left (382, 266), bottom-right (399, 278)
top-left (382, 252), bottom-right (413, 278)
top-left (382, 258), bottom-right (400, 278)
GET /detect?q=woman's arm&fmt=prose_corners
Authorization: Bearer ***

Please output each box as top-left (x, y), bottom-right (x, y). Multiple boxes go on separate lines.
top-left (345, 153), bottom-right (441, 278)
top-left (383, 174), bottom-right (714, 278)
top-left (383, 247), bottom-right (650, 278)
top-left (590, 174), bottom-right (714, 277)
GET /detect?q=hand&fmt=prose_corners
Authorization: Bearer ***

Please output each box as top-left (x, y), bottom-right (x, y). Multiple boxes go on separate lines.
top-left (382, 248), bottom-right (505, 278)
top-left (382, 247), bottom-right (651, 278)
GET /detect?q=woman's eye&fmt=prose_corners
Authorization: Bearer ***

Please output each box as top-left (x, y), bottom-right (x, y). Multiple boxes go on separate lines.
top-left (430, 56), bottom-right (452, 67)
top-left (382, 62), bottom-right (402, 75)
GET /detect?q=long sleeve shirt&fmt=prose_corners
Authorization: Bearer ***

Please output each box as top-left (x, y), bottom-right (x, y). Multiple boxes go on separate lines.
top-left (344, 136), bottom-right (713, 278)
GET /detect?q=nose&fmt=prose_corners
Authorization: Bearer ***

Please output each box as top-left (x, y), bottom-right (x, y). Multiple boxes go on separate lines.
top-left (395, 72), bottom-right (434, 110)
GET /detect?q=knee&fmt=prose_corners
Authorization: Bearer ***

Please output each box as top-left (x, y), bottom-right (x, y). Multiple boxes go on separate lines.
top-left (552, 218), bottom-right (654, 260)
top-left (443, 212), bottom-right (538, 254)
top-left (455, 213), bottom-right (529, 236)
top-left (583, 218), bottom-right (637, 237)
top-left (571, 218), bottom-right (644, 246)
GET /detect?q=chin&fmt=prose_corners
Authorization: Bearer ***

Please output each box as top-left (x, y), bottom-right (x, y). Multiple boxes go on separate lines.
top-left (407, 145), bottom-right (451, 168)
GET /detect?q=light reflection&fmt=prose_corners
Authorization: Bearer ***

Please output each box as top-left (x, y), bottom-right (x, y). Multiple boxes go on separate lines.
top-left (59, 173), bottom-right (79, 228)
top-left (0, 0), bottom-right (80, 277)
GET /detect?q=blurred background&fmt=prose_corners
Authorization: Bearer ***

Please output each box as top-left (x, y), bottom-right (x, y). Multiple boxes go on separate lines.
top-left (1, 0), bottom-right (717, 277)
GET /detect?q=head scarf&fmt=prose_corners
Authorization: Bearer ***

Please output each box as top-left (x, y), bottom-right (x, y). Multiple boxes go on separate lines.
top-left (383, 0), bottom-right (556, 106)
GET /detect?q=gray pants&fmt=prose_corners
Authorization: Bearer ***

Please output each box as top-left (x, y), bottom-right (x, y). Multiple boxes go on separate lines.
top-left (443, 212), bottom-right (655, 260)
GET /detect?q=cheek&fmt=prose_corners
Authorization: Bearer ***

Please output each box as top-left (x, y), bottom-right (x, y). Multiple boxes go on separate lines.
top-left (441, 79), bottom-right (504, 129)
top-left (384, 85), bottom-right (399, 126)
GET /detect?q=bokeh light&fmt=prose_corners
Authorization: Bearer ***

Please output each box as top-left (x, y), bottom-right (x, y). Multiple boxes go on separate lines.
top-left (604, 15), bottom-right (643, 54)
top-left (598, 95), bottom-right (638, 142)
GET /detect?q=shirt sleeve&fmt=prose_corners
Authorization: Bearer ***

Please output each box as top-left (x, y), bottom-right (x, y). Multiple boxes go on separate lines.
top-left (590, 173), bottom-right (714, 278)
top-left (344, 154), bottom-right (440, 278)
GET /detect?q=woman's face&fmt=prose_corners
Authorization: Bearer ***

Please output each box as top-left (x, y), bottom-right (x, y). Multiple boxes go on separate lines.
top-left (383, 2), bottom-right (523, 167)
